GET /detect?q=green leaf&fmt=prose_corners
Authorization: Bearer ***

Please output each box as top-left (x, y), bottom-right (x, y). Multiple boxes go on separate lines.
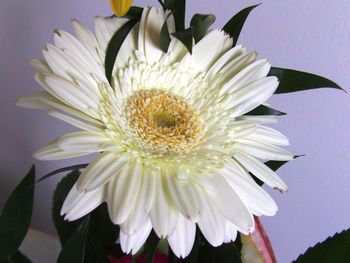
top-left (223, 4), bottom-right (260, 46)
top-left (125, 6), bottom-right (143, 19)
top-left (190, 14), bottom-right (216, 43)
top-left (160, 15), bottom-right (172, 53)
top-left (105, 19), bottom-right (139, 85)
top-left (172, 28), bottom-right (193, 54)
top-left (36, 164), bottom-right (88, 183)
top-left (293, 229), bottom-right (350, 263)
top-left (57, 217), bottom-right (90, 263)
top-left (164, 0), bottom-right (186, 31)
top-left (5, 251), bottom-right (32, 263)
top-left (88, 203), bottom-right (119, 244)
top-left (214, 242), bottom-right (242, 263)
top-left (233, 233), bottom-right (242, 255)
top-left (0, 166), bottom-right (35, 261)
top-left (269, 67), bottom-right (344, 94)
top-left (244, 105), bottom-right (286, 116)
top-left (52, 170), bottom-right (82, 245)
top-left (145, 231), bottom-right (160, 263)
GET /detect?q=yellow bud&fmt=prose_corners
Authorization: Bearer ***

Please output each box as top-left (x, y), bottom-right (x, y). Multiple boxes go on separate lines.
top-left (110, 0), bottom-right (133, 16)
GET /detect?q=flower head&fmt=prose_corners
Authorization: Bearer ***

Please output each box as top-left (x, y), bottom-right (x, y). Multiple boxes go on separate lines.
top-left (17, 7), bottom-right (293, 258)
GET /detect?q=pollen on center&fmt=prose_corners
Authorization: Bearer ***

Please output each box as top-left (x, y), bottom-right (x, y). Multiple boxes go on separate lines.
top-left (124, 89), bottom-right (204, 153)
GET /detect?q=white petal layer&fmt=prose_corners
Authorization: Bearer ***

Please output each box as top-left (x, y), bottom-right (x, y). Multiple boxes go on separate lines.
top-left (234, 152), bottom-right (288, 191)
top-left (107, 161), bottom-right (142, 224)
top-left (168, 215), bottom-right (196, 258)
top-left (76, 151), bottom-right (128, 192)
top-left (62, 183), bottom-right (105, 221)
top-left (120, 219), bottom-right (152, 255)
top-left (34, 140), bottom-right (90, 160)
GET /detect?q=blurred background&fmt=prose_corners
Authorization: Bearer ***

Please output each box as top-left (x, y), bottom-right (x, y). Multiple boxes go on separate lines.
top-left (0, 0), bottom-right (349, 262)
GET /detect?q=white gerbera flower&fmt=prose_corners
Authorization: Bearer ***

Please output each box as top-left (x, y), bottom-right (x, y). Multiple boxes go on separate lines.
top-left (17, 7), bottom-right (293, 258)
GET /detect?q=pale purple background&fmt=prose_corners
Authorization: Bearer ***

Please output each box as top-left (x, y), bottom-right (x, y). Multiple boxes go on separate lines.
top-left (1, 0), bottom-right (349, 262)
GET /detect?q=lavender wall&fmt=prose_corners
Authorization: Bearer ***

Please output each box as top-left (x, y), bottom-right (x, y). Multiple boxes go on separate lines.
top-left (1, 0), bottom-right (349, 262)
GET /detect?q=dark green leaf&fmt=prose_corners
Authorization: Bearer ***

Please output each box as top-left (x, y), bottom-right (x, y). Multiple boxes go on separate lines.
top-left (223, 4), bottom-right (260, 46)
top-left (146, 231), bottom-right (160, 263)
top-left (88, 203), bottom-right (118, 244)
top-left (105, 19), bottom-right (139, 85)
top-left (214, 242), bottom-right (242, 263)
top-left (36, 164), bottom-right (88, 183)
top-left (52, 170), bottom-right (82, 245)
top-left (160, 15), bottom-right (172, 53)
top-left (233, 233), bottom-right (242, 255)
top-left (190, 14), bottom-right (216, 43)
top-left (269, 67), bottom-right (344, 94)
top-left (84, 204), bottom-right (121, 262)
top-left (265, 160), bottom-right (290, 172)
top-left (0, 166), bottom-right (35, 261)
top-left (125, 6), bottom-right (143, 19)
top-left (5, 251), bottom-right (31, 263)
top-left (293, 229), bottom-right (350, 263)
top-left (196, 239), bottom-right (214, 263)
top-left (164, 0), bottom-right (186, 31)
top-left (244, 105), bottom-right (286, 116)
top-left (172, 28), bottom-right (193, 54)
top-left (57, 217), bottom-right (90, 263)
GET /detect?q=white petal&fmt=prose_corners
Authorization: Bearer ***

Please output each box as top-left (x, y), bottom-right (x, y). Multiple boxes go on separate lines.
top-left (120, 219), bottom-right (152, 255)
top-left (57, 131), bottom-right (110, 153)
top-left (95, 16), bottom-right (128, 52)
top-left (228, 77), bottom-right (279, 117)
top-left (144, 170), bottom-right (157, 213)
top-left (197, 197), bottom-right (226, 246)
top-left (62, 183), bottom-right (105, 221)
top-left (244, 126), bottom-right (290, 146)
top-left (48, 110), bottom-right (103, 131)
top-left (217, 52), bottom-right (258, 95)
top-left (71, 19), bottom-right (103, 66)
top-left (168, 215), bottom-right (196, 258)
top-left (221, 59), bottom-right (272, 95)
top-left (120, 172), bottom-right (150, 235)
top-left (29, 59), bottom-right (51, 74)
top-left (107, 160), bottom-right (142, 224)
top-left (164, 37), bottom-right (189, 65)
top-left (43, 75), bottom-right (99, 116)
top-left (44, 97), bottom-right (102, 125)
top-left (234, 152), bottom-right (288, 191)
top-left (196, 174), bottom-right (254, 234)
top-left (224, 221), bottom-right (238, 243)
top-left (150, 174), bottom-right (178, 238)
top-left (206, 45), bottom-right (246, 77)
top-left (140, 7), bottom-right (166, 64)
top-left (162, 168), bottom-right (202, 222)
top-left (53, 29), bottom-right (101, 74)
top-left (235, 139), bottom-right (294, 161)
top-left (76, 152), bottom-right (128, 192)
top-left (16, 92), bottom-right (56, 110)
top-left (34, 139), bottom-right (90, 160)
top-left (224, 159), bottom-right (278, 216)
top-left (138, 7), bottom-right (151, 56)
top-left (190, 30), bottom-right (231, 73)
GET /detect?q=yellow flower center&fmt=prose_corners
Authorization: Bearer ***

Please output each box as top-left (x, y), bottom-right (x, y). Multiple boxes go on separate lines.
top-left (124, 89), bottom-right (204, 154)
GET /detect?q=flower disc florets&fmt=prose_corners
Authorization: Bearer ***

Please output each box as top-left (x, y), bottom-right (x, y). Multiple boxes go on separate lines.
top-left (124, 89), bottom-right (204, 154)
